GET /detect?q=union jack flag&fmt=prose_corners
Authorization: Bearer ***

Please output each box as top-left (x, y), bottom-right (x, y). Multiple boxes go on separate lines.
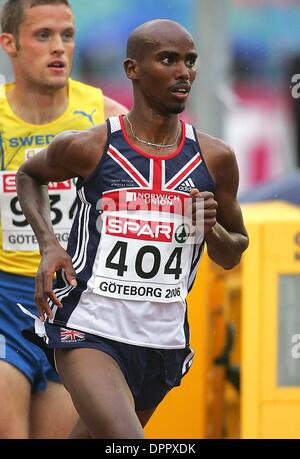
top-left (60, 328), bottom-right (86, 342)
top-left (107, 144), bottom-right (202, 192)
top-left (104, 141), bottom-right (203, 216)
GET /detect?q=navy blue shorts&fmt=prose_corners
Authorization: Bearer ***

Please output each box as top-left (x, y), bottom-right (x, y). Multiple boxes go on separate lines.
top-left (0, 271), bottom-right (60, 393)
top-left (24, 322), bottom-right (194, 411)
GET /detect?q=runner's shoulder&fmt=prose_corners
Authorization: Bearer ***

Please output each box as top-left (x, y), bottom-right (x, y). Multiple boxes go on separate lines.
top-left (195, 129), bottom-right (238, 183)
top-left (49, 123), bottom-right (108, 160)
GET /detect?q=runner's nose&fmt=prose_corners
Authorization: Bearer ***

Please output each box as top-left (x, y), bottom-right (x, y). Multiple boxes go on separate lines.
top-left (50, 34), bottom-right (65, 55)
top-left (175, 60), bottom-right (190, 81)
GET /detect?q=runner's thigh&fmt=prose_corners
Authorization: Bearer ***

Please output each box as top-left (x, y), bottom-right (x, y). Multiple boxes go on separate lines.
top-left (55, 347), bottom-right (144, 439)
top-left (30, 380), bottom-right (78, 439)
top-left (0, 361), bottom-right (31, 438)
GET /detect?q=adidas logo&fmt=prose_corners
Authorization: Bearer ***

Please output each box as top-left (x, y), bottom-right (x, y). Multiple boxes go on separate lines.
top-left (178, 178), bottom-right (195, 192)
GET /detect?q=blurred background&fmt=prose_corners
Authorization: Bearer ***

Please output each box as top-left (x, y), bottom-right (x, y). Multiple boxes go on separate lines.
top-left (1, 0), bottom-right (300, 194)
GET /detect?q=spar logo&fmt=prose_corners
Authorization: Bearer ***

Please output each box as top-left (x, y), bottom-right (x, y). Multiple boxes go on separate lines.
top-left (2, 173), bottom-right (72, 192)
top-left (106, 216), bottom-right (174, 242)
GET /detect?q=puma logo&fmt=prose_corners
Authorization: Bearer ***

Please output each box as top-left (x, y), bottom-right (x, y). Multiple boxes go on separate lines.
top-left (73, 109), bottom-right (97, 126)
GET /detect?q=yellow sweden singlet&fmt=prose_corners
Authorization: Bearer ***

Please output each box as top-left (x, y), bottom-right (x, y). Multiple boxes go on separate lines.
top-left (0, 79), bottom-right (105, 276)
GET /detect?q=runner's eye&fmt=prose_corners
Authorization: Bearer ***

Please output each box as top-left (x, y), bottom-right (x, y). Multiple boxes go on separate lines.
top-left (36, 31), bottom-right (50, 40)
top-left (186, 57), bottom-right (197, 69)
top-left (161, 55), bottom-right (175, 65)
top-left (62, 30), bottom-right (74, 42)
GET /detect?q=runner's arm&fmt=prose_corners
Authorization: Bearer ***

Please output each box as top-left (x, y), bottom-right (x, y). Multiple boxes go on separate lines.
top-left (192, 134), bottom-right (249, 269)
top-left (204, 146), bottom-right (248, 269)
top-left (16, 125), bottom-right (107, 320)
top-left (16, 129), bottom-right (98, 252)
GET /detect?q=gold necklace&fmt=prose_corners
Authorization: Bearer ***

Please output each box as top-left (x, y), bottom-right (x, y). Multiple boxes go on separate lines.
top-left (126, 115), bottom-right (181, 149)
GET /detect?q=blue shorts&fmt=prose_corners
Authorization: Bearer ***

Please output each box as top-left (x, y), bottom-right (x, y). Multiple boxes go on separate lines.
top-left (24, 322), bottom-right (194, 411)
top-left (0, 271), bottom-right (60, 393)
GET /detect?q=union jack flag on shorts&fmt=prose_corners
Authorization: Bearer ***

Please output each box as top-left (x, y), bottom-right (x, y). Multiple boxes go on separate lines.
top-left (60, 328), bottom-right (86, 342)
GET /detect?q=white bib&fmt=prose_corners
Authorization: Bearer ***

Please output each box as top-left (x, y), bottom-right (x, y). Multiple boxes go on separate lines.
top-left (0, 171), bottom-right (77, 251)
top-left (92, 210), bottom-right (195, 303)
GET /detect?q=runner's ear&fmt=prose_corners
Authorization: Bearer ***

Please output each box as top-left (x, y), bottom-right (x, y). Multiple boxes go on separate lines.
top-left (0, 33), bottom-right (17, 57)
top-left (124, 58), bottom-right (139, 81)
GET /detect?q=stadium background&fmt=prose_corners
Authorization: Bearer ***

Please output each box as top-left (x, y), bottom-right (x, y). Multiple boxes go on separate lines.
top-left (1, 0), bottom-right (300, 192)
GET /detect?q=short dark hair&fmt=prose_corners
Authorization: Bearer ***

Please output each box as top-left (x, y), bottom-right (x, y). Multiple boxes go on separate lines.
top-left (1, 0), bottom-right (71, 36)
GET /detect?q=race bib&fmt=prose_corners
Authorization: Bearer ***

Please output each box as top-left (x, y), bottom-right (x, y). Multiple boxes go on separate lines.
top-left (93, 211), bottom-right (195, 303)
top-left (0, 171), bottom-right (77, 251)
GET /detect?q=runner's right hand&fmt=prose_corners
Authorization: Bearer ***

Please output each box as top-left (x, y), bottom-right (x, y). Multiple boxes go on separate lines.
top-left (35, 244), bottom-right (77, 321)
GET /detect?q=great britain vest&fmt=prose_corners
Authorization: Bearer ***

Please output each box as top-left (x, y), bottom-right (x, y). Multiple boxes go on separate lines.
top-left (48, 116), bottom-right (215, 349)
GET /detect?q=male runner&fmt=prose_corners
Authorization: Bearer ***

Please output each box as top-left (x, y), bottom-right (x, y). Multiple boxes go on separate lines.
top-left (16, 19), bottom-right (249, 438)
top-left (0, 0), bottom-right (127, 438)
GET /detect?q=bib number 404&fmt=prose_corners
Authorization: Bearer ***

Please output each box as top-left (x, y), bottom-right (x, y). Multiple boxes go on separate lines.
top-left (106, 241), bottom-right (183, 280)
